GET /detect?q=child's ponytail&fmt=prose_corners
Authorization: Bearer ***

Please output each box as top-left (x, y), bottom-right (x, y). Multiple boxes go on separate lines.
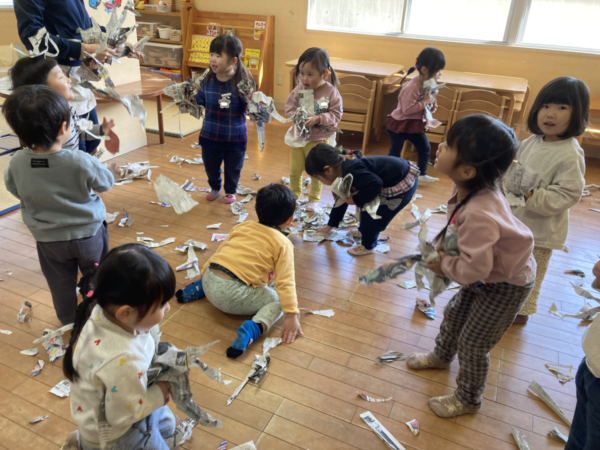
top-left (340, 147), bottom-right (364, 159)
top-left (398, 66), bottom-right (416, 91)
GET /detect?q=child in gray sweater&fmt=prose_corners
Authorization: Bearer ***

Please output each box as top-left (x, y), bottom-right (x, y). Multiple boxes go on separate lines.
top-left (3, 85), bottom-right (115, 325)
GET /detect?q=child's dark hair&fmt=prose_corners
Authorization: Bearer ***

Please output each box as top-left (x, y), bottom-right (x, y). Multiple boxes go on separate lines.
top-left (206, 34), bottom-right (248, 93)
top-left (293, 48), bottom-right (339, 87)
top-left (399, 47), bottom-right (446, 90)
top-left (2, 85), bottom-right (70, 149)
top-left (527, 77), bottom-right (590, 139)
top-left (304, 144), bottom-right (363, 177)
top-left (434, 114), bottom-right (518, 245)
top-left (63, 244), bottom-right (176, 381)
top-left (9, 55), bottom-right (58, 89)
top-left (255, 184), bottom-right (296, 227)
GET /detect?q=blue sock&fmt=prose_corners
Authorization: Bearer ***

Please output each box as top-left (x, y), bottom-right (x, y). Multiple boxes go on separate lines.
top-left (175, 278), bottom-right (204, 304)
top-left (227, 320), bottom-right (263, 358)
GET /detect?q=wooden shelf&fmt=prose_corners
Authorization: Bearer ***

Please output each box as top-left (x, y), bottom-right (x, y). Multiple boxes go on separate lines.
top-left (150, 38), bottom-right (182, 44)
top-left (140, 62), bottom-right (182, 69)
top-left (138, 10), bottom-right (181, 17)
top-left (186, 60), bottom-right (259, 75)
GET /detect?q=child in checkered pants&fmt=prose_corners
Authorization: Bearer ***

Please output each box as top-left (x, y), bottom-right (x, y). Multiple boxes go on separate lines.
top-left (407, 114), bottom-right (537, 418)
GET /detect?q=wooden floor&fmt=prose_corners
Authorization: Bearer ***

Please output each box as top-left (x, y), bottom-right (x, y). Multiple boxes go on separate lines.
top-left (1, 122), bottom-right (599, 450)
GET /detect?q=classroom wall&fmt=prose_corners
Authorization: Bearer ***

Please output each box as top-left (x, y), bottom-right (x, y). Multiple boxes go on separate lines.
top-left (0, 10), bottom-right (19, 46)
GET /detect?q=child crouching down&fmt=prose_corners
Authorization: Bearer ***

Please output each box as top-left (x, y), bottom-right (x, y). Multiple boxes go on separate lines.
top-left (178, 184), bottom-right (303, 357)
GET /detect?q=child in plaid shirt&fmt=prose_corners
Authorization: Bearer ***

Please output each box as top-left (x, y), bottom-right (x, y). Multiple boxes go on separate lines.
top-left (195, 35), bottom-right (250, 204)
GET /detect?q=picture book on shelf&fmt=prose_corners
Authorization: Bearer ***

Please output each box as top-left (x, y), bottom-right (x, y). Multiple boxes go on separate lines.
top-left (192, 35), bottom-right (214, 53)
top-left (253, 29), bottom-right (264, 41)
top-left (223, 27), bottom-right (235, 36)
top-left (207, 23), bottom-right (220, 37)
top-left (244, 49), bottom-right (261, 70)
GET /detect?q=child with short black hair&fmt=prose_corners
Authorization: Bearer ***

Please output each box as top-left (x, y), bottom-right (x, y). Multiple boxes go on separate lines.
top-left (10, 55), bottom-right (115, 154)
top-left (177, 183), bottom-right (302, 357)
top-left (387, 47), bottom-right (446, 183)
top-left (504, 77), bottom-right (588, 323)
top-left (3, 85), bottom-right (114, 325)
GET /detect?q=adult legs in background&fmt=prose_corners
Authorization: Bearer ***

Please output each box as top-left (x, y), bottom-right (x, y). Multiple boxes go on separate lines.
top-left (36, 223), bottom-right (109, 325)
top-left (517, 246), bottom-right (552, 317)
top-left (222, 142), bottom-right (247, 195)
top-left (200, 138), bottom-right (225, 192)
top-left (358, 182), bottom-right (418, 250)
top-left (79, 108), bottom-right (101, 155)
top-left (565, 358), bottom-right (600, 450)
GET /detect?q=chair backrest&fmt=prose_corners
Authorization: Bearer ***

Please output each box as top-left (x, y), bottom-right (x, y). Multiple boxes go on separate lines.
top-left (437, 86), bottom-right (458, 110)
top-left (338, 74), bottom-right (377, 90)
top-left (427, 105), bottom-right (453, 136)
top-left (337, 76), bottom-right (376, 118)
top-left (459, 89), bottom-right (507, 107)
top-left (453, 90), bottom-right (507, 123)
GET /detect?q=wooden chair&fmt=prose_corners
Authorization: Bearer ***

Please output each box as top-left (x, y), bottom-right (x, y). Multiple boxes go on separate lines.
top-left (511, 85), bottom-right (530, 130)
top-left (337, 75), bottom-right (377, 153)
top-left (452, 90), bottom-right (509, 125)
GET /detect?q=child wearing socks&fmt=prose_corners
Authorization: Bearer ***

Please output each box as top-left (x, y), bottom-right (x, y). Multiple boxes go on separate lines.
top-left (178, 184), bottom-right (302, 357)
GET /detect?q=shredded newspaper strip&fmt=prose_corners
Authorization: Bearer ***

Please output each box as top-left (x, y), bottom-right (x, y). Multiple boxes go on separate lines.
top-left (139, 237), bottom-right (176, 249)
top-left (176, 240), bottom-right (208, 252)
top-left (118, 209), bottom-right (134, 227)
top-left (170, 155), bottom-right (203, 166)
top-left (212, 234), bottom-right (229, 242)
top-left (422, 79), bottom-right (446, 130)
top-left (358, 393), bottom-right (393, 403)
top-left (207, 223), bottom-right (222, 229)
top-left (0, 330), bottom-right (12, 335)
top-left (176, 246), bottom-right (200, 279)
top-left (401, 204), bottom-right (431, 230)
top-left (299, 308), bottom-right (335, 317)
top-left (571, 282), bottom-right (600, 301)
top-left (49, 380), bottom-right (71, 398)
top-left (550, 301), bottom-right (600, 321)
top-left (565, 269), bottom-right (585, 277)
top-left (150, 201), bottom-right (171, 207)
top-left (35, 326), bottom-right (73, 361)
top-left (20, 348), bottom-right (39, 356)
top-left (238, 213), bottom-right (249, 223)
top-left (154, 175), bottom-right (200, 214)
top-left (398, 280), bottom-right (417, 289)
top-left (181, 180), bottom-right (210, 192)
top-left (227, 338), bottom-right (281, 406)
top-left (30, 415), bottom-right (49, 424)
top-left (239, 194), bottom-right (253, 204)
top-left (162, 72), bottom-right (207, 120)
top-left (359, 255), bottom-right (422, 286)
top-left (360, 411), bottom-right (406, 450)
top-left (548, 427), bottom-right (568, 443)
top-left (18, 301), bottom-right (33, 323)
top-left (511, 427), bottom-right (533, 450)
top-left (545, 363), bottom-right (574, 384)
top-left (528, 381), bottom-right (571, 426)
top-left (31, 360), bottom-right (44, 376)
top-left (377, 351), bottom-right (406, 365)
top-left (416, 298), bottom-right (436, 320)
top-left (504, 162), bottom-right (540, 207)
top-left (405, 419), bottom-right (419, 436)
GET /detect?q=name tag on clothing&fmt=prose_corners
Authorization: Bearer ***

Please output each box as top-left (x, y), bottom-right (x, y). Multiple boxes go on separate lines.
top-left (31, 159), bottom-right (49, 168)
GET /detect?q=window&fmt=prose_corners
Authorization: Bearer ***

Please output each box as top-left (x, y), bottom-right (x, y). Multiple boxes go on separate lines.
top-left (0, 0), bottom-right (14, 7)
top-left (307, 0), bottom-right (600, 52)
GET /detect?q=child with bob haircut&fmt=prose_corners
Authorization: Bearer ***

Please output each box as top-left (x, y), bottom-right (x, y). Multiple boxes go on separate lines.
top-left (3, 85), bottom-right (114, 325)
top-left (62, 244), bottom-right (179, 450)
top-left (10, 55), bottom-right (115, 154)
top-left (195, 34), bottom-right (251, 204)
top-left (407, 115), bottom-right (536, 418)
top-left (504, 77), bottom-right (588, 323)
top-left (285, 47), bottom-right (343, 211)
top-left (177, 184), bottom-right (303, 357)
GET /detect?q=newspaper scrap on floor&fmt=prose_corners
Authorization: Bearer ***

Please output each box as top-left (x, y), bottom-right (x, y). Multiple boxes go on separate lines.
top-left (572, 282), bottom-right (600, 301)
top-left (405, 419), bottom-right (419, 436)
top-left (33, 324), bottom-right (74, 344)
top-left (212, 234), bottom-right (229, 242)
top-left (105, 212), bottom-right (119, 224)
top-left (227, 338), bottom-right (281, 406)
top-left (401, 204), bottom-right (432, 230)
top-left (115, 161), bottom-right (156, 181)
top-left (360, 411), bottom-right (406, 450)
top-left (50, 380), bottom-right (71, 398)
top-left (376, 244), bottom-right (390, 253)
top-left (281, 177), bottom-right (290, 185)
top-left (511, 427), bottom-right (533, 450)
top-left (528, 381), bottom-right (571, 426)
top-left (548, 427), bottom-right (568, 443)
top-left (586, 183), bottom-right (600, 190)
top-left (21, 348), bottom-right (39, 356)
top-left (359, 255), bottom-right (423, 286)
top-left (207, 223), bottom-right (221, 229)
top-left (139, 237), bottom-right (176, 249)
top-left (35, 325), bottom-right (73, 362)
top-left (303, 230), bottom-right (325, 242)
top-left (114, 179), bottom-right (132, 186)
top-left (426, 205), bottom-right (447, 214)
top-left (154, 175), bottom-right (200, 215)
top-left (231, 203), bottom-right (247, 215)
top-left (253, 174), bottom-right (261, 180)
top-left (181, 180), bottom-right (209, 192)
top-left (175, 240), bottom-right (207, 253)
top-left (30, 415), bottom-right (49, 424)
top-left (398, 280), bottom-right (417, 289)
top-left (299, 308), bottom-right (335, 317)
top-left (176, 246), bottom-right (200, 279)
top-left (550, 302), bottom-right (600, 321)
top-left (161, 225), bottom-right (169, 227)
top-left (230, 443), bottom-right (257, 450)
top-left (565, 269), bottom-right (585, 277)
top-left (416, 298), bottom-right (436, 320)
top-left (358, 393), bottom-right (393, 403)
top-left (239, 194), bottom-right (253, 204)
top-left (150, 201), bottom-right (171, 207)
top-left (136, 237), bottom-right (154, 243)
top-left (217, 439), bottom-right (227, 450)
top-left (377, 351), bottom-right (406, 365)
top-left (545, 363), bottom-right (574, 384)
top-left (31, 359), bottom-right (44, 376)
top-left (118, 209), bottom-right (134, 227)
top-left (0, 329), bottom-right (12, 334)
top-left (18, 301), bottom-right (33, 323)
top-left (236, 185), bottom-right (256, 195)
top-left (590, 208), bottom-right (600, 213)
top-left (166, 416), bottom-right (194, 449)
top-left (170, 155), bottom-right (203, 166)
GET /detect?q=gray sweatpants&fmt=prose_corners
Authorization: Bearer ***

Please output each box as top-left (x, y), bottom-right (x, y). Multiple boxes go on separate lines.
top-left (36, 222), bottom-right (109, 325)
top-left (202, 268), bottom-right (283, 329)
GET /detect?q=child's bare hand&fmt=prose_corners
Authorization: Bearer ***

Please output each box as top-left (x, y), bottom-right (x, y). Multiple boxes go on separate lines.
top-left (305, 115), bottom-right (321, 128)
top-left (431, 99), bottom-right (438, 113)
top-left (423, 92), bottom-right (434, 104)
top-left (427, 251), bottom-right (447, 275)
top-left (102, 117), bottom-right (116, 136)
top-left (156, 381), bottom-right (171, 405)
top-left (317, 225), bottom-right (333, 235)
top-left (281, 314), bottom-right (303, 344)
top-left (107, 162), bottom-right (122, 180)
top-left (345, 196), bottom-right (355, 206)
top-left (525, 190), bottom-right (534, 200)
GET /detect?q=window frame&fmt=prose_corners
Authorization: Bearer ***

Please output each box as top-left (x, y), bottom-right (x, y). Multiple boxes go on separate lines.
top-left (0, 0), bottom-right (14, 9)
top-left (306, 0), bottom-right (600, 55)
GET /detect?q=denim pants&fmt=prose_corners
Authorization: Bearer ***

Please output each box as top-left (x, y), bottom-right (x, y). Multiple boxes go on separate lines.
top-left (359, 181), bottom-right (418, 250)
top-left (566, 358), bottom-right (600, 450)
top-left (81, 406), bottom-right (176, 450)
top-left (79, 108), bottom-right (101, 155)
top-left (200, 137), bottom-right (247, 194)
top-left (387, 129), bottom-right (431, 176)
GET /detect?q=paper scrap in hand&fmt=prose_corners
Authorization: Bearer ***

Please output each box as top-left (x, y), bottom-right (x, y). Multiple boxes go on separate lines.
top-left (299, 308), bottom-right (335, 317)
top-left (31, 359), bottom-right (45, 376)
top-left (50, 380), bottom-right (71, 398)
top-left (358, 392), bottom-right (393, 403)
top-left (405, 419), bottom-right (419, 436)
top-left (360, 411), bottom-right (406, 450)
top-left (212, 234), bottom-right (229, 242)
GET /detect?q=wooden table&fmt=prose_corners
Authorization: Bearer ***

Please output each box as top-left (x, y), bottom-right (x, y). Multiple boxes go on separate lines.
top-left (590, 96), bottom-right (600, 117)
top-left (286, 57), bottom-right (404, 142)
top-left (96, 71), bottom-right (172, 144)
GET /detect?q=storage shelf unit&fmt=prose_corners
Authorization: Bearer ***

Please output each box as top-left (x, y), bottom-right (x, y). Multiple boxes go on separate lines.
top-left (183, 11), bottom-right (275, 96)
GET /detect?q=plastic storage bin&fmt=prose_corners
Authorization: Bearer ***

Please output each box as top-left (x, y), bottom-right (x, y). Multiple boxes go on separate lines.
top-left (142, 42), bottom-right (183, 68)
top-left (137, 21), bottom-right (162, 38)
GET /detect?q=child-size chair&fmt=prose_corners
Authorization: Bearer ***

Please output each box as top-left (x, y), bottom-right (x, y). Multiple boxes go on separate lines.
top-left (337, 75), bottom-right (377, 153)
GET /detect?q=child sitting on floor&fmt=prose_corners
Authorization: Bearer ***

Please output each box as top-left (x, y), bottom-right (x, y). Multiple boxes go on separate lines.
top-left (177, 184), bottom-right (302, 357)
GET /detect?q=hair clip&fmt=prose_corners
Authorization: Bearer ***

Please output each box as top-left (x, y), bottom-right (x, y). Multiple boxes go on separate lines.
top-left (86, 290), bottom-right (94, 298)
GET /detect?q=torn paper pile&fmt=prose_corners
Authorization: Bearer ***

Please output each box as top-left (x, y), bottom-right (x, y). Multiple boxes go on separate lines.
top-left (360, 411), bottom-right (406, 450)
top-left (154, 175), bottom-right (199, 215)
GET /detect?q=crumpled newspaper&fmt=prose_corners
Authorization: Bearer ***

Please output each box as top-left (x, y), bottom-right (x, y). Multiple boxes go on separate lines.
top-left (548, 427), bottom-right (568, 443)
top-left (281, 177), bottom-right (290, 185)
top-left (49, 379), bottom-right (71, 398)
top-left (139, 237), bottom-right (176, 248)
top-left (18, 301), bottom-right (33, 323)
top-left (545, 363), bottom-right (574, 384)
top-left (416, 298), bottom-right (436, 320)
top-left (405, 419), bottom-right (419, 436)
top-left (231, 203), bottom-right (247, 215)
top-left (227, 338), bottom-right (281, 406)
top-left (170, 155), bottom-right (203, 166)
top-left (359, 255), bottom-right (422, 286)
top-left (236, 185), bottom-right (256, 195)
top-left (154, 175), bottom-right (199, 215)
top-left (176, 246), bottom-right (200, 279)
top-left (504, 162), bottom-right (540, 207)
top-left (401, 204), bottom-right (431, 230)
top-left (511, 427), bottom-right (533, 450)
top-left (303, 230), bottom-right (325, 242)
top-left (35, 326), bottom-right (73, 362)
top-left (377, 351), bottom-right (406, 365)
top-left (118, 209), bottom-right (134, 227)
top-left (181, 180), bottom-right (210, 192)
top-left (528, 381), bottom-right (571, 426)
top-left (422, 79), bottom-right (446, 130)
top-left (31, 360), bottom-right (44, 376)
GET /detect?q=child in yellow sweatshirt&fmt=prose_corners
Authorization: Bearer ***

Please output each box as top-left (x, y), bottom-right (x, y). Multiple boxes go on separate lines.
top-left (177, 184), bottom-right (302, 357)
